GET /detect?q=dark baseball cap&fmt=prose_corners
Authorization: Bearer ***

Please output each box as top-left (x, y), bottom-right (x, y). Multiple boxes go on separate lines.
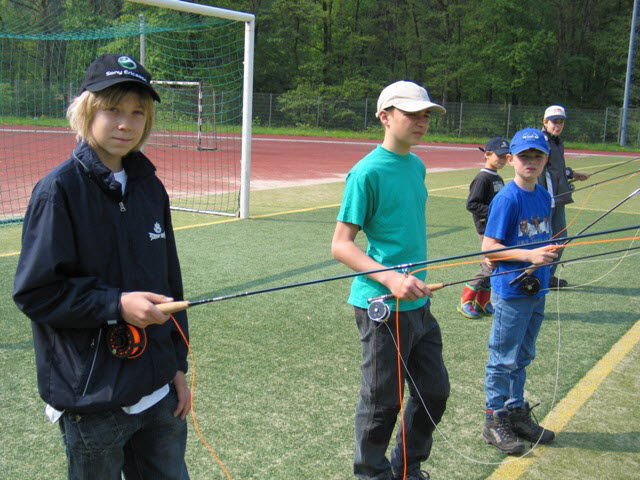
top-left (80, 53), bottom-right (160, 102)
top-left (479, 136), bottom-right (510, 155)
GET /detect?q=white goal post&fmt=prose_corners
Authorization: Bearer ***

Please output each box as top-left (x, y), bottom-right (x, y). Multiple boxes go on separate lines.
top-left (128, 0), bottom-right (255, 218)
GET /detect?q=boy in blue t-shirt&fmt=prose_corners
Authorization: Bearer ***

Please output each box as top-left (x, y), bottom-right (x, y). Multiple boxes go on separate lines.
top-left (481, 128), bottom-right (558, 455)
top-left (332, 81), bottom-right (450, 480)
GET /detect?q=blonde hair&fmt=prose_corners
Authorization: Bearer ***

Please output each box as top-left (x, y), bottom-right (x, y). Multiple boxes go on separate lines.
top-left (66, 84), bottom-right (155, 152)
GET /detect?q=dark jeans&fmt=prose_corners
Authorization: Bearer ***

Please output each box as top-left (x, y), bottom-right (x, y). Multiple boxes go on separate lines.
top-left (469, 233), bottom-right (492, 290)
top-left (59, 386), bottom-right (189, 480)
top-left (353, 305), bottom-right (450, 480)
top-left (550, 206), bottom-right (567, 276)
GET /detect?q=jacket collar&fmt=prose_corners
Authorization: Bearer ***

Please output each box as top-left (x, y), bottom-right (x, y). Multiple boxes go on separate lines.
top-left (542, 128), bottom-right (562, 145)
top-left (72, 141), bottom-right (156, 197)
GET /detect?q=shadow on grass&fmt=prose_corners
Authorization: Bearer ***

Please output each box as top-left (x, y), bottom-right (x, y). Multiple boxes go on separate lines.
top-left (562, 285), bottom-right (640, 297)
top-left (549, 431), bottom-right (640, 453)
top-left (0, 340), bottom-right (32, 350)
top-left (191, 259), bottom-right (341, 301)
top-left (428, 225), bottom-right (468, 240)
top-left (250, 216), bottom-right (337, 225)
top-left (545, 309), bottom-right (639, 325)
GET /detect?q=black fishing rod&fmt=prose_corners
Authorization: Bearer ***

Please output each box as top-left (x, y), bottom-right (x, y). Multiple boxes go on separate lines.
top-left (555, 168), bottom-right (639, 199)
top-left (158, 224), bottom-right (640, 314)
top-left (366, 244), bottom-right (640, 322)
top-left (569, 156), bottom-right (640, 182)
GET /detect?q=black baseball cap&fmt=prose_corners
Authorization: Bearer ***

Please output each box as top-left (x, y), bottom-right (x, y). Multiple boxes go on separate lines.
top-left (478, 136), bottom-right (510, 155)
top-left (80, 53), bottom-right (161, 102)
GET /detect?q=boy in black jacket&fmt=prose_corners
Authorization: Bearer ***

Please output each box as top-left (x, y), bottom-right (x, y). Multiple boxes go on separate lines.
top-left (13, 54), bottom-right (190, 480)
top-left (457, 137), bottom-right (508, 318)
top-left (538, 105), bottom-right (591, 288)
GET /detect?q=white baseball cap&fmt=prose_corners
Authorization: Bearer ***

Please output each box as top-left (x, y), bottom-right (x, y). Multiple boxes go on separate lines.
top-left (544, 105), bottom-right (566, 121)
top-left (376, 81), bottom-right (446, 117)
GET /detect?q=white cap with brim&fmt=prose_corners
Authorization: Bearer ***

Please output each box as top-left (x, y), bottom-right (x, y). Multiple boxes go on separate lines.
top-left (376, 81), bottom-right (446, 117)
top-left (544, 105), bottom-right (566, 121)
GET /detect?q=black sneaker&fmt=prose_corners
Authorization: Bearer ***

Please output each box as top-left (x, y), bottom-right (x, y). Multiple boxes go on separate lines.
top-left (549, 276), bottom-right (568, 288)
top-left (508, 402), bottom-right (555, 444)
top-left (483, 408), bottom-right (525, 454)
top-left (394, 470), bottom-right (430, 480)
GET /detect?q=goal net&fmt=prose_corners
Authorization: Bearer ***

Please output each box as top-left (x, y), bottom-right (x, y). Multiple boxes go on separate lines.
top-left (0, 0), bottom-right (254, 222)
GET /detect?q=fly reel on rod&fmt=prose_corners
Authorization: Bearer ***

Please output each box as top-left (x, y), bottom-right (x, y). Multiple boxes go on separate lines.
top-left (367, 294), bottom-right (394, 323)
top-left (107, 324), bottom-right (147, 359)
top-left (520, 275), bottom-right (542, 296)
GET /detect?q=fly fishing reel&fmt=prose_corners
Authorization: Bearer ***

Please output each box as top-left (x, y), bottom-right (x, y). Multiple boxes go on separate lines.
top-left (107, 324), bottom-right (147, 359)
top-left (367, 295), bottom-right (393, 323)
top-left (520, 275), bottom-right (541, 296)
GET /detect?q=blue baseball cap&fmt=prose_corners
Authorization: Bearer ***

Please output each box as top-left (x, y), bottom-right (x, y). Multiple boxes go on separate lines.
top-left (510, 128), bottom-right (549, 155)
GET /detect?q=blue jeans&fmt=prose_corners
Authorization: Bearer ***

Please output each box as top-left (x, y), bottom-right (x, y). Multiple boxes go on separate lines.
top-left (550, 206), bottom-right (567, 276)
top-left (59, 386), bottom-right (189, 480)
top-left (353, 305), bottom-right (450, 480)
top-left (485, 293), bottom-right (546, 411)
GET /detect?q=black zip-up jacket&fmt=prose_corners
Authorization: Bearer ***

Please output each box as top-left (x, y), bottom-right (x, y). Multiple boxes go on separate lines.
top-left (466, 168), bottom-right (504, 234)
top-left (538, 131), bottom-right (574, 207)
top-left (13, 141), bottom-right (188, 413)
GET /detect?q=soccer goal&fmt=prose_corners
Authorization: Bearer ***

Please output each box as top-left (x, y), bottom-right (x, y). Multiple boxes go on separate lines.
top-left (0, 0), bottom-right (254, 222)
top-left (150, 80), bottom-right (219, 152)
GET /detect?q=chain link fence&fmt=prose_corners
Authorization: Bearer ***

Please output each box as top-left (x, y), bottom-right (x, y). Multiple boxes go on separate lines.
top-left (253, 92), bottom-right (640, 146)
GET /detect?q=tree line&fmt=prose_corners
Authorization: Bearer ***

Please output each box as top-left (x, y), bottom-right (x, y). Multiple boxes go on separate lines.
top-left (1, 0), bottom-right (637, 110)
top-left (220, 0), bottom-right (637, 109)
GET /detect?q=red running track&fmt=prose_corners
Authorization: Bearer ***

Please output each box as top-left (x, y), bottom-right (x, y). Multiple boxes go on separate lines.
top-left (247, 134), bottom-right (634, 189)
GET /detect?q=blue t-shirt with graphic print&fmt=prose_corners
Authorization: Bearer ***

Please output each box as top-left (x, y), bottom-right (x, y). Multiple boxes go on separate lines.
top-left (337, 145), bottom-right (428, 311)
top-left (484, 180), bottom-right (552, 299)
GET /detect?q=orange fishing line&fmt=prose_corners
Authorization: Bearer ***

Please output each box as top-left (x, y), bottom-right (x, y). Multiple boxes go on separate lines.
top-left (406, 236), bottom-right (640, 276)
top-left (555, 170), bottom-right (639, 239)
top-left (171, 315), bottom-right (233, 480)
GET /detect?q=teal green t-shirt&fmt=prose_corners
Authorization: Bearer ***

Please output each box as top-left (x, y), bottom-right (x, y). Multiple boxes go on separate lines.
top-left (337, 145), bottom-right (428, 311)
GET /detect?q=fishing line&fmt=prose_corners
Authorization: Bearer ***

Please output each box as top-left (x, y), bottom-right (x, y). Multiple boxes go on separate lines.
top-left (554, 168), bottom-right (639, 199)
top-left (510, 189), bottom-right (640, 290)
top-left (377, 242), bottom-right (640, 467)
top-left (570, 156), bottom-right (640, 181)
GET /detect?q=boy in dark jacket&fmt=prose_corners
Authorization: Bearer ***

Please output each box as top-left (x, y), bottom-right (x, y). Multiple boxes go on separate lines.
top-left (457, 137), bottom-right (508, 318)
top-left (13, 54), bottom-right (190, 480)
top-left (538, 105), bottom-right (591, 288)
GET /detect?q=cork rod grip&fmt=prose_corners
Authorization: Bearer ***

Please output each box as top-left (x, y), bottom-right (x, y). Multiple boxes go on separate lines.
top-left (157, 301), bottom-right (190, 314)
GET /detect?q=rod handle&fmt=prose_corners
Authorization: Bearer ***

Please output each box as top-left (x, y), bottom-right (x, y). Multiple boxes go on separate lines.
top-left (157, 301), bottom-right (190, 314)
top-left (367, 282), bottom-right (446, 304)
top-left (509, 267), bottom-right (535, 285)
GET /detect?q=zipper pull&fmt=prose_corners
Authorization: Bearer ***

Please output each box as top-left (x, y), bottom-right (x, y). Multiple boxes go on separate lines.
top-left (119, 201), bottom-right (126, 212)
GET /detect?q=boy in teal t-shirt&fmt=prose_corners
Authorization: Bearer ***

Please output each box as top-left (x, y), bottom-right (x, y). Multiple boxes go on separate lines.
top-left (332, 81), bottom-right (450, 480)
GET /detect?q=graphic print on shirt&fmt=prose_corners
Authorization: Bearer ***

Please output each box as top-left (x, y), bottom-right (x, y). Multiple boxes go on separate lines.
top-left (148, 221), bottom-right (166, 241)
top-left (517, 216), bottom-right (549, 242)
